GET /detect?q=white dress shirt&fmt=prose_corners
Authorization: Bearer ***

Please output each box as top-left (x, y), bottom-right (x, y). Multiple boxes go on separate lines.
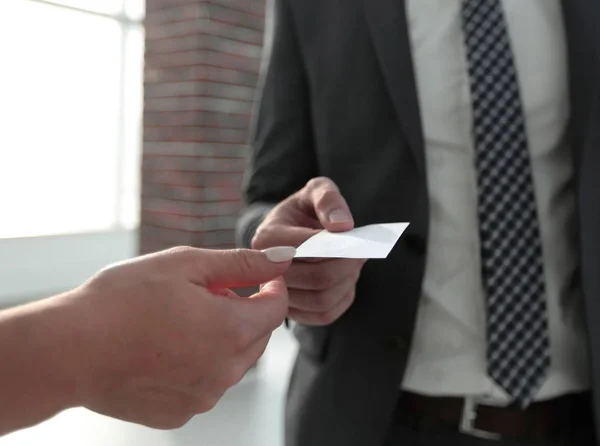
top-left (401, 0), bottom-right (590, 404)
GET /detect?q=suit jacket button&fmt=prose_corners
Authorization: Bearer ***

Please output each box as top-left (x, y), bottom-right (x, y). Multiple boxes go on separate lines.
top-left (403, 234), bottom-right (426, 256)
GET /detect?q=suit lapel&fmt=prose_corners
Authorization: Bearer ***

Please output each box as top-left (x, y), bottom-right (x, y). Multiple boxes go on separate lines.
top-left (363, 0), bottom-right (425, 173)
top-left (561, 0), bottom-right (600, 169)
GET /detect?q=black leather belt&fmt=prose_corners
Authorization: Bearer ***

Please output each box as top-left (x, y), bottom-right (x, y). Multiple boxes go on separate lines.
top-left (395, 391), bottom-right (590, 440)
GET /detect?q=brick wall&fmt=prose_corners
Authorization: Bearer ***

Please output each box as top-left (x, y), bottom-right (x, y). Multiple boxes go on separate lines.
top-left (140, 0), bottom-right (267, 255)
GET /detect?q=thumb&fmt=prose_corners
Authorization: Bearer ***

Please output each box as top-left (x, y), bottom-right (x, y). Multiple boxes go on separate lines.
top-left (299, 177), bottom-right (354, 232)
top-left (189, 247), bottom-right (296, 289)
top-left (233, 276), bottom-right (289, 338)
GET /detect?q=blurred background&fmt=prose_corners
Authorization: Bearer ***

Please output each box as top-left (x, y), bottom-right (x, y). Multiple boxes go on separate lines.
top-left (0, 0), bottom-right (298, 444)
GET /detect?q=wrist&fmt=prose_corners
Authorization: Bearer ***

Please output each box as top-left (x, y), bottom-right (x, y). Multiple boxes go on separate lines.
top-left (28, 291), bottom-right (95, 407)
top-left (0, 292), bottom-right (95, 433)
top-left (52, 287), bottom-right (116, 406)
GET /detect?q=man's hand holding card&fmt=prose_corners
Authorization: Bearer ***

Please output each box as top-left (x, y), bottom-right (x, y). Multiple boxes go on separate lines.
top-left (252, 177), bottom-right (408, 326)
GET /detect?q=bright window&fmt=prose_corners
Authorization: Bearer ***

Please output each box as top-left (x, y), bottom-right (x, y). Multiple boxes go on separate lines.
top-left (0, 0), bottom-right (144, 239)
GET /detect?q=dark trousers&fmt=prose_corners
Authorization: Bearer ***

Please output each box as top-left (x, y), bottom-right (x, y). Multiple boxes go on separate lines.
top-left (383, 394), bottom-right (596, 446)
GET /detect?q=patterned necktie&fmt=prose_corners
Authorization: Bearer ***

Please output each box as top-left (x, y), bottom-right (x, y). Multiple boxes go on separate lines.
top-left (461, 0), bottom-right (551, 407)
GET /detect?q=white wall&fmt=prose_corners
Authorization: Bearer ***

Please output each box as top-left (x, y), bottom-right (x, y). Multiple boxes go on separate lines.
top-left (0, 230), bottom-right (137, 305)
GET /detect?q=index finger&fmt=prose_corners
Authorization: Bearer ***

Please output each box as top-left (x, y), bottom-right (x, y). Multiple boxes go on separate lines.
top-left (252, 224), bottom-right (320, 250)
top-left (298, 177), bottom-right (354, 232)
top-left (183, 247), bottom-right (295, 289)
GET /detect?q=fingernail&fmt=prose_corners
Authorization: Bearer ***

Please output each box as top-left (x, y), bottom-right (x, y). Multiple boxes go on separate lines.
top-left (328, 209), bottom-right (351, 223)
top-left (262, 246), bottom-right (296, 263)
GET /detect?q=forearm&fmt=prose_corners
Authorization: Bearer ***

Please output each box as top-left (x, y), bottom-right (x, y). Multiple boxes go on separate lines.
top-left (0, 291), bottom-right (90, 435)
top-left (237, 0), bottom-right (318, 247)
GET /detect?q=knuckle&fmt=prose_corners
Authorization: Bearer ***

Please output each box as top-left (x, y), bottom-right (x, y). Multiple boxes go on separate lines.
top-left (346, 287), bottom-right (357, 304)
top-left (149, 421), bottom-right (172, 430)
top-left (290, 309), bottom-right (322, 326)
top-left (304, 290), bottom-right (338, 312)
top-left (263, 293), bottom-right (288, 325)
top-left (251, 226), bottom-right (268, 249)
top-left (259, 334), bottom-right (272, 352)
top-left (314, 189), bottom-right (341, 210)
top-left (273, 301), bottom-right (289, 325)
top-left (318, 290), bottom-right (355, 325)
top-left (251, 235), bottom-right (263, 250)
top-left (229, 248), bottom-right (255, 274)
top-left (313, 311), bottom-right (337, 326)
top-left (306, 270), bottom-right (336, 290)
top-left (306, 176), bottom-right (336, 191)
top-left (221, 365), bottom-right (247, 388)
top-left (174, 414), bottom-right (195, 429)
top-left (290, 307), bottom-right (333, 326)
top-left (164, 246), bottom-right (198, 271)
top-left (314, 313), bottom-right (334, 326)
top-left (151, 414), bottom-right (192, 430)
top-left (194, 396), bottom-right (220, 414)
top-left (166, 245), bottom-right (195, 258)
top-left (252, 224), bottom-right (278, 250)
top-left (88, 266), bottom-right (113, 287)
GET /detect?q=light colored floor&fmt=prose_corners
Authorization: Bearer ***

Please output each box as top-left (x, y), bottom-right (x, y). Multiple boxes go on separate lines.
top-left (1, 328), bottom-right (298, 446)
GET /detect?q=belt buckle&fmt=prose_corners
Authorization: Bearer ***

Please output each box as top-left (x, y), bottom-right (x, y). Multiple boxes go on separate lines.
top-left (459, 397), bottom-right (502, 441)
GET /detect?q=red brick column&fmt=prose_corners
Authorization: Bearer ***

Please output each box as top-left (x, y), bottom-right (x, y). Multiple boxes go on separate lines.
top-left (140, 0), bottom-right (266, 255)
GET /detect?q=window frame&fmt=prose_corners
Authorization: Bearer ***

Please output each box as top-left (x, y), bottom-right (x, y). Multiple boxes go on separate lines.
top-left (0, 0), bottom-right (145, 304)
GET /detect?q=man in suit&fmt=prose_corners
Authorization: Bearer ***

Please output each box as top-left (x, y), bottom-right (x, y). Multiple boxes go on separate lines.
top-left (236, 0), bottom-right (600, 445)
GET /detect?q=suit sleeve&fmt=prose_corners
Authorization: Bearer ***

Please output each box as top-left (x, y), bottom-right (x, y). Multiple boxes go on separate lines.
top-left (235, 0), bottom-right (318, 248)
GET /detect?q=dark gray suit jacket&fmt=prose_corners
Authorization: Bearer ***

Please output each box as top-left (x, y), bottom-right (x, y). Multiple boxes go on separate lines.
top-left (236, 1), bottom-right (600, 445)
